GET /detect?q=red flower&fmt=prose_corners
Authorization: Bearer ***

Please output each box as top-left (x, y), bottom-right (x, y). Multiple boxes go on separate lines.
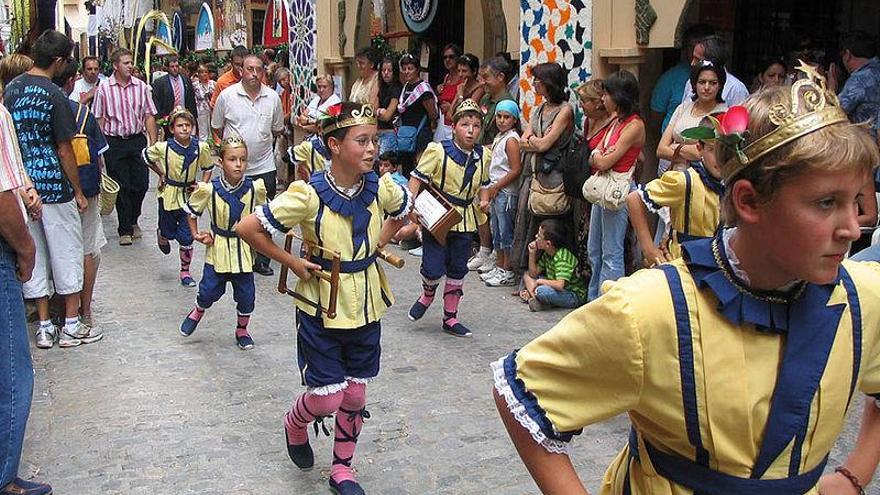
top-left (720, 106), bottom-right (749, 135)
top-left (326, 103), bottom-right (343, 118)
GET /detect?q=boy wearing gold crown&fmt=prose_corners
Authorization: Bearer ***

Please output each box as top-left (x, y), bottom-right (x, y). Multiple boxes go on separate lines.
top-left (407, 99), bottom-right (491, 338)
top-left (492, 64), bottom-right (880, 494)
top-left (143, 107), bottom-right (213, 287)
top-left (179, 137), bottom-right (267, 349)
top-left (626, 114), bottom-right (725, 265)
top-left (236, 102), bottom-right (410, 495)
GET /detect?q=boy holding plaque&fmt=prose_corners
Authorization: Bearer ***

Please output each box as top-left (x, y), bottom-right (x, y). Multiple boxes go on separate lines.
top-left (236, 101), bottom-right (410, 495)
top-left (408, 99), bottom-right (491, 337)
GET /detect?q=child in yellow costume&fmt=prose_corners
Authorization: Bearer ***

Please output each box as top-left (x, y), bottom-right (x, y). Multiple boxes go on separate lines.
top-left (179, 137), bottom-right (267, 349)
top-left (290, 133), bottom-right (331, 181)
top-left (407, 99), bottom-right (491, 337)
top-left (627, 114), bottom-right (724, 265)
top-left (143, 107), bottom-right (213, 287)
top-left (236, 102), bottom-right (410, 495)
top-left (493, 64), bottom-right (880, 495)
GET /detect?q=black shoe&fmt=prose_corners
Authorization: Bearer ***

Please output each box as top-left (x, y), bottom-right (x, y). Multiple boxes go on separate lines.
top-left (329, 478), bottom-right (365, 495)
top-left (443, 321), bottom-right (472, 338)
top-left (254, 263), bottom-right (274, 276)
top-left (398, 239), bottom-right (421, 250)
top-left (285, 427), bottom-right (314, 470)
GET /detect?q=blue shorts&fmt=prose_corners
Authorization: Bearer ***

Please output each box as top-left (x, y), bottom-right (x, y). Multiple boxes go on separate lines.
top-left (489, 190), bottom-right (517, 251)
top-left (196, 264), bottom-right (255, 314)
top-left (296, 310), bottom-right (382, 388)
top-left (158, 199), bottom-right (193, 246)
top-left (420, 230), bottom-right (472, 280)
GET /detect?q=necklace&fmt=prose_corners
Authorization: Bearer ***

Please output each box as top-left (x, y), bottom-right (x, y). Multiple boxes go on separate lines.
top-left (710, 237), bottom-right (806, 304)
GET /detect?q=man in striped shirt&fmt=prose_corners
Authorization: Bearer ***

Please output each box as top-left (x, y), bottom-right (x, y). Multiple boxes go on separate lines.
top-left (93, 48), bottom-right (159, 246)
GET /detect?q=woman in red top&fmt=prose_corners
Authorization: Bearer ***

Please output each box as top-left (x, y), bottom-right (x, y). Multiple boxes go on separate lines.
top-left (435, 43), bottom-right (463, 141)
top-left (586, 70), bottom-right (645, 300)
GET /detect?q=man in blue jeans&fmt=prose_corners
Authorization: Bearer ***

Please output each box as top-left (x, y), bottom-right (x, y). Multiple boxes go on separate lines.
top-left (0, 104), bottom-right (51, 494)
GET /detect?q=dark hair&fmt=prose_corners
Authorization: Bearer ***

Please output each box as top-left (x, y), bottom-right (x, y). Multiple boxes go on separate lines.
top-left (321, 101), bottom-right (368, 147)
top-left (481, 56), bottom-right (511, 83)
top-left (165, 54), bottom-right (180, 65)
top-left (170, 110), bottom-right (196, 126)
top-left (689, 58), bottom-right (726, 102)
top-left (110, 48), bottom-right (132, 64)
top-left (231, 45), bottom-right (249, 60)
top-left (696, 35), bottom-right (728, 66)
top-left (495, 52), bottom-right (519, 81)
top-left (602, 70), bottom-right (640, 118)
top-left (756, 57), bottom-right (786, 76)
top-left (81, 56), bottom-right (99, 71)
top-left (457, 53), bottom-right (480, 75)
top-left (51, 58), bottom-right (79, 88)
top-left (840, 31), bottom-right (878, 59)
top-left (682, 23), bottom-right (715, 46)
top-left (531, 62), bottom-right (568, 104)
top-left (379, 151), bottom-right (400, 165)
top-left (539, 218), bottom-right (571, 251)
top-left (356, 46), bottom-right (379, 69)
top-left (32, 30), bottom-right (74, 69)
top-left (379, 56), bottom-right (399, 92)
top-left (442, 43), bottom-right (463, 58)
top-left (399, 53), bottom-right (418, 69)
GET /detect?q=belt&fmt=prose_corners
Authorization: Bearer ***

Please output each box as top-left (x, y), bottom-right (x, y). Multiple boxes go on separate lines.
top-left (165, 177), bottom-right (194, 188)
top-left (673, 231), bottom-right (707, 245)
top-left (440, 190), bottom-right (473, 208)
top-left (313, 253), bottom-right (377, 273)
top-left (211, 224), bottom-right (237, 238)
top-left (627, 429), bottom-right (827, 495)
top-left (108, 133), bottom-right (144, 140)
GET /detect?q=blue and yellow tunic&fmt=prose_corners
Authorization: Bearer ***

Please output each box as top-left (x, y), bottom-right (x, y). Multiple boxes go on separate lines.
top-left (291, 135), bottom-right (331, 175)
top-left (186, 177), bottom-right (267, 273)
top-left (258, 170), bottom-right (411, 329)
top-left (412, 141), bottom-right (490, 233)
top-left (637, 161), bottom-right (723, 259)
top-left (493, 234), bottom-right (880, 494)
top-left (144, 138), bottom-right (214, 211)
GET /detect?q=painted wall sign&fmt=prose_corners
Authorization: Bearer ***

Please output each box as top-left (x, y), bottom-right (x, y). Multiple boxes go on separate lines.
top-left (400, 0), bottom-right (438, 34)
top-left (289, 0), bottom-right (317, 117)
top-left (195, 2), bottom-right (215, 51)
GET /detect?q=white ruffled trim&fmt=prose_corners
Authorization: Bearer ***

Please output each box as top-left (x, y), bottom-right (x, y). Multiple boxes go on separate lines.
top-left (490, 357), bottom-right (572, 455)
top-left (256, 206), bottom-right (281, 236)
top-left (182, 203), bottom-right (201, 218)
top-left (390, 186), bottom-right (413, 221)
top-left (346, 376), bottom-right (375, 384)
top-left (636, 184), bottom-right (663, 215)
top-left (308, 381), bottom-right (349, 396)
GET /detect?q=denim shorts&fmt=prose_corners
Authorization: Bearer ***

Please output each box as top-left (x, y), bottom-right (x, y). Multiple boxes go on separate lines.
top-left (489, 190), bottom-right (517, 251)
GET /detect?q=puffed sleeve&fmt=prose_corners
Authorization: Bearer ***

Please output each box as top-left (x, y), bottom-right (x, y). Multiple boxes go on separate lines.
top-left (378, 172), bottom-right (411, 220)
top-left (492, 270), bottom-right (647, 454)
top-left (637, 170), bottom-right (687, 214)
top-left (291, 140), bottom-right (312, 164)
top-left (412, 142), bottom-right (443, 184)
top-left (197, 141), bottom-right (214, 171)
top-left (256, 180), bottom-right (319, 235)
top-left (184, 181), bottom-right (213, 217)
top-left (252, 178), bottom-right (268, 206)
top-left (142, 141), bottom-right (166, 166)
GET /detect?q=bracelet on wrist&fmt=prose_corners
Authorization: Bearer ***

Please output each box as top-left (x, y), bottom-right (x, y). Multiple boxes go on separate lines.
top-left (835, 466), bottom-right (866, 495)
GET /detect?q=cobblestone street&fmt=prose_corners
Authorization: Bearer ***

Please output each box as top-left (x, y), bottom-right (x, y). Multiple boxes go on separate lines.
top-left (17, 187), bottom-right (875, 495)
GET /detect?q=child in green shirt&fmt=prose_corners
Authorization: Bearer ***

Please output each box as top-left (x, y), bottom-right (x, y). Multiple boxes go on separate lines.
top-left (520, 219), bottom-right (587, 311)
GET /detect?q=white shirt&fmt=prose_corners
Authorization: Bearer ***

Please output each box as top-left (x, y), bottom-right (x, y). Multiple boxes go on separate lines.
top-left (212, 82), bottom-right (285, 176)
top-left (681, 69), bottom-right (750, 108)
top-left (69, 77), bottom-right (98, 104)
top-left (489, 129), bottom-right (520, 195)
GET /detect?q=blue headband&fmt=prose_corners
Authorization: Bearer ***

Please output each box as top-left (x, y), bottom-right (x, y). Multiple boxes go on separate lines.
top-left (495, 99), bottom-right (520, 120)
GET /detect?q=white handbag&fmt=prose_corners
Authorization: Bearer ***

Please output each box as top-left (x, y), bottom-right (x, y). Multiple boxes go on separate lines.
top-left (582, 119), bottom-right (634, 211)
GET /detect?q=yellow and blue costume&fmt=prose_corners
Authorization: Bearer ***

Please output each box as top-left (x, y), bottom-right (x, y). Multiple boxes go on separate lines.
top-left (144, 137), bottom-right (213, 245)
top-left (638, 161), bottom-right (723, 258)
top-left (409, 140), bottom-right (491, 337)
top-left (493, 233), bottom-right (880, 494)
top-left (184, 177), bottom-right (267, 314)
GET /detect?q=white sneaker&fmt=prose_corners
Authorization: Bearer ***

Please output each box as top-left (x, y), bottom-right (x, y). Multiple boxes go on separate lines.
top-left (486, 269), bottom-right (516, 287)
top-left (76, 322), bottom-right (104, 344)
top-left (35, 325), bottom-right (56, 349)
top-left (408, 246), bottom-right (423, 257)
top-left (58, 332), bottom-right (81, 348)
top-left (477, 254), bottom-right (498, 273)
top-left (480, 267), bottom-right (501, 281)
top-left (467, 251), bottom-right (490, 270)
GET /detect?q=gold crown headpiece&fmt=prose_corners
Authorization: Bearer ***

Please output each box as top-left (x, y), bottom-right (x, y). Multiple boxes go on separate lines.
top-left (319, 103), bottom-right (377, 135)
top-left (722, 61), bottom-right (849, 182)
top-left (168, 106), bottom-right (195, 124)
top-left (453, 99), bottom-right (482, 120)
top-left (220, 135), bottom-right (248, 154)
